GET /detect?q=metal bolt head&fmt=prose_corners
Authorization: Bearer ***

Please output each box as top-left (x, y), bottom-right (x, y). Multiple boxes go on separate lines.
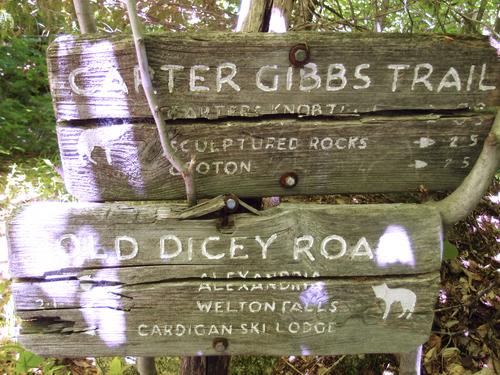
top-left (280, 172), bottom-right (299, 188)
top-left (213, 337), bottom-right (228, 352)
top-left (289, 44), bottom-right (310, 67)
top-left (224, 194), bottom-right (239, 212)
top-left (294, 49), bottom-right (307, 63)
top-left (225, 198), bottom-right (237, 210)
top-left (285, 176), bottom-right (296, 187)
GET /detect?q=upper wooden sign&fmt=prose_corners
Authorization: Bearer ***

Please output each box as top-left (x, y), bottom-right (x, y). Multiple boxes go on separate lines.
top-left (48, 33), bottom-right (500, 121)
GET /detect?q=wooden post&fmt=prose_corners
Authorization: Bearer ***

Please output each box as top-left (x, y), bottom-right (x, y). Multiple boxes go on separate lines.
top-left (398, 346), bottom-right (422, 375)
top-left (137, 357), bottom-right (157, 375)
top-left (72, 0), bottom-right (96, 34)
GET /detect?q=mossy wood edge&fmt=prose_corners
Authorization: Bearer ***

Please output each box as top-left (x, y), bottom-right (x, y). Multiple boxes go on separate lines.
top-left (8, 202), bottom-right (441, 356)
top-left (47, 32), bottom-right (500, 121)
top-left (56, 113), bottom-right (493, 201)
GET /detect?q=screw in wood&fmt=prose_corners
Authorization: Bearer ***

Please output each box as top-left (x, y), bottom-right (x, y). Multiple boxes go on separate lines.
top-left (280, 172), bottom-right (299, 188)
top-left (213, 337), bottom-right (228, 352)
top-left (289, 44), bottom-right (310, 67)
top-left (224, 194), bottom-right (239, 212)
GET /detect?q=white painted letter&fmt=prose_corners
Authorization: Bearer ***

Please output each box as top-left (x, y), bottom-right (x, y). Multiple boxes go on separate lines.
top-left (217, 62), bottom-right (240, 92)
top-left (138, 324), bottom-right (148, 336)
top-left (353, 64), bottom-right (371, 90)
top-left (190, 65), bottom-right (210, 92)
top-left (300, 63), bottom-right (321, 91)
top-left (294, 235), bottom-right (315, 261)
top-left (69, 68), bottom-right (93, 95)
top-left (387, 64), bottom-right (410, 92)
top-left (160, 235), bottom-right (182, 259)
top-left (160, 64), bottom-right (184, 93)
top-left (58, 234), bottom-right (80, 258)
top-left (321, 235), bottom-right (347, 259)
top-left (229, 237), bottom-right (248, 259)
top-left (350, 237), bottom-right (374, 259)
top-left (115, 236), bottom-right (138, 260)
top-left (412, 63), bottom-right (433, 91)
top-left (479, 64), bottom-right (496, 91)
top-left (256, 65), bottom-right (279, 92)
top-left (201, 236), bottom-right (224, 259)
top-left (326, 63), bottom-right (347, 91)
top-left (437, 67), bottom-right (461, 92)
top-left (255, 234), bottom-right (278, 259)
top-left (102, 68), bottom-right (128, 94)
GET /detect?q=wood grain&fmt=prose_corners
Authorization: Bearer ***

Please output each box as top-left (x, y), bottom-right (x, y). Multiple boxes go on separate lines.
top-left (56, 113), bottom-right (493, 201)
top-left (47, 33), bottom-right (500, 121)
top-left (8, 201), bottom-right (442, 356)
top-left (7, 202), bottom-right (442, 279)
top-left (13, 274), bottom-right (440, 356)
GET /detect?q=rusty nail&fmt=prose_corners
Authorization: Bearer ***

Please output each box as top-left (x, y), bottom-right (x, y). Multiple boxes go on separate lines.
top-left (280, 172), bottom-right (299, 188)
top-left (289, 44), bottom-right (310, 67)
top-left (224, 194), bottom-right (239, 212)
top-left (213, 337), bottom-right (228, 352)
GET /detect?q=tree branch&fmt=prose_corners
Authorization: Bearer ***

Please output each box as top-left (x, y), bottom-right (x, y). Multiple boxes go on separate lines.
top-left (235, 0), bottom-right (270, 31)
top-left (268, 0), bottom-right (294, 32)
top-left (430, 111), bottom-right (500, 227)
top-left (72, 0), bottom-right (96, 34)
top-left (125, 0), bottom-right (196, 207)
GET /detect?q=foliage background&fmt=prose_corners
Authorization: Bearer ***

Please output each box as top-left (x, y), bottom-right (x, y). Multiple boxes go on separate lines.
top-left (0, 0), bottom-right (498, 374)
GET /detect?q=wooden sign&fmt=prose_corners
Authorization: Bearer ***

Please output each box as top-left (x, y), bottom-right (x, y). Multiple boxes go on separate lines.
top-left (9, 202), bottom-right (441, 356)
top-left (56, 112), bottom-right (493, 201)
top-left (48, 33), bottom-right (500, 121)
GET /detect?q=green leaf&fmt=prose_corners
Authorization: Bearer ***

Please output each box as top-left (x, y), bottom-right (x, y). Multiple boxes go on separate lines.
top-left (108, 357), bottom-right (125, 375)
top-left (443, 240), bottom-right (459, 260)
top-left (15, 350), bottom-right (44, 374)
top-left (0, 343), bottom-right (25, 353)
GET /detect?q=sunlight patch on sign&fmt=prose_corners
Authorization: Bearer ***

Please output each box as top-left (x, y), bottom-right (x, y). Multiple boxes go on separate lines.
top-left (13, 203), bottom-right (90, 276)
top-left (300, 344), bottom-right (311, 355)
top-left (60, 38), bottom-right (146, 197)
top-left (299, 282), bottom-right (328, 306)
top-left (75, 123), bottom-right (146, 197)
top-left (14, 203), bottom-right (127, 347)
top-left (375, 225), bottom-right (415, 267)
top-left (80, 268), bottom-right (126, 348)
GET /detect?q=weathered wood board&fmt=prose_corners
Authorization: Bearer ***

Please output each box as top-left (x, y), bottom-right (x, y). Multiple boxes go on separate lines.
top-left (8, 202), bottom-right (442, 278)
top-left (8, 202), bottom-right (441, 356)
top-left (47, 33), bottom-right (500, 121)
top-left (56, 113), bottom-right (493, 201)
top-left (13, 275), bottom-right (440, 357)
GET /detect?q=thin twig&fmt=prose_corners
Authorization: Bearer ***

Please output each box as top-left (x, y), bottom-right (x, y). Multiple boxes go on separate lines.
top-left (323, 355), bottom-right (346, 374)
top-left (400, 0), bottom-right (413, 33)
top-left (284, 360), bottom-right (304, 375)
top-left (125, 0), bottom-right (197, 206)
top-left (437, 0), bottom-right (500, 38)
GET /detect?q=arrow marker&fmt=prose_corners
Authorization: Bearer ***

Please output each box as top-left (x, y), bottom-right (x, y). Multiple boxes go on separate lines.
top-left (409, 160), bottom-right (428, 169)
top-left (414, 137), bottom-right (435, 148)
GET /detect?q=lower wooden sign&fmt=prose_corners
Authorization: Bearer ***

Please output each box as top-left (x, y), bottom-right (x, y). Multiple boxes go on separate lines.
top-left (56, 112), bottom-right (493, 201)
top-left (14, 275), bottom-right (439, 357)
top-left (8, 202), bottom-right (441, 356)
